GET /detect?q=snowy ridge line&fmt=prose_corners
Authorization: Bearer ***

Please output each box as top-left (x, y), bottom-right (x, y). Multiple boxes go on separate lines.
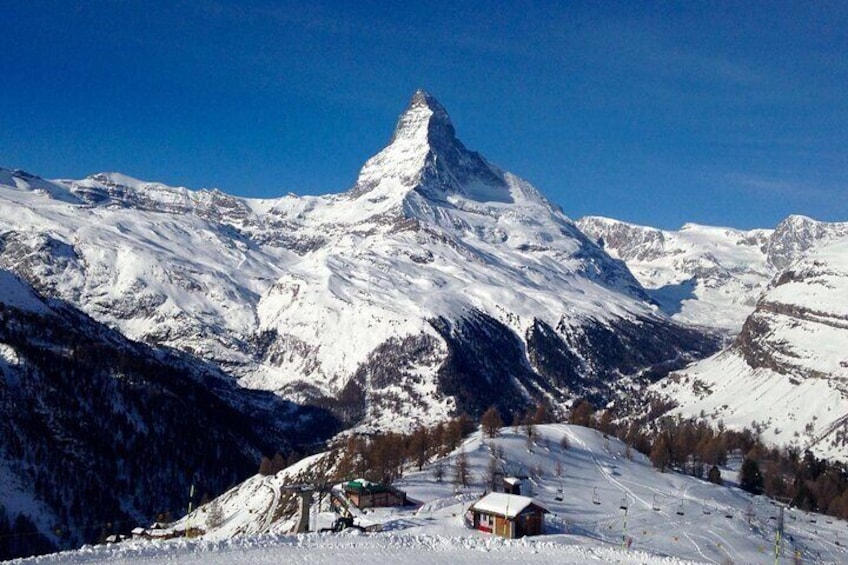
top-left (576, 214), bottom-right (848, 334)
top-left (756, 300), bottom-right (848, 330)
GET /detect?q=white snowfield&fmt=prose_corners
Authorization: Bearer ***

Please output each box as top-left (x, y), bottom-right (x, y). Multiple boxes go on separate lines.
top-left (45, 425), bottom-right (842, 565)
top-left (0, 170), bottom-right (289, 366)
top-left (577, 215), bottom-right (848, 334)
top-left (10, 532), bottom-right (702, 564)
top-left (656, 237), bottom-right (848, 461)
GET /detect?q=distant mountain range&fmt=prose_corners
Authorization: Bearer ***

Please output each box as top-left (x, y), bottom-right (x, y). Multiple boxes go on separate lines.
top-left (0, 91), bottom-right (717, 432)
top-left (577, 214), bottom-right (848, 334)
top-left (578, 214), bottom-right (848, 460)
top-left (652, 237), bottom-right (848, 461)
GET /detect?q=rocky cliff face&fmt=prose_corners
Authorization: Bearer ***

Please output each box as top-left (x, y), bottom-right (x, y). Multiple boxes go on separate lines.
top-left (765, 215), bottom-right (848, 270)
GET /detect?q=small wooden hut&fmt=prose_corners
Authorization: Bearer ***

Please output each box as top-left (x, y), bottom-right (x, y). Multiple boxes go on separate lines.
top-left (343, 479), bottom-right (406, 509)
top-left (469, 493), bottom-right (549, 538)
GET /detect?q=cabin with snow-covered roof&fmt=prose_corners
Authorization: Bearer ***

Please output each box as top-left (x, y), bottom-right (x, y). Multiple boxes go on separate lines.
top-left (343, 479), bottom-right (406, 509)
top-left (469, 493), bottom-right (549, 538)
top-left (503, 476), bottom-right (523, 495)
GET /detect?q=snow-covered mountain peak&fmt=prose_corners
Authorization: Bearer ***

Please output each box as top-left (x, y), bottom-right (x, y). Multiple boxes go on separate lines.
top-left (390, 89), bottom-right (455, 147)
top-left (71, 171), bottom-right (193, 201)
top-left (766, 214), bottom-right (848, 270)
top-left (350, 91), bottom-right (514, 206)
top-left (0, 93), bottom-right (718, 435)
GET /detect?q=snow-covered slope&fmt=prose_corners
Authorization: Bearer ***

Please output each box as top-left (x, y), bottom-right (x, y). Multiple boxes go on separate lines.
top-left (11, 533), bottom-right (703, 565)
top-left (106, 425), bottom-right (848, 565)
top-left (0, 91), bottom-right (718, 431)
top-left (654, 237), bottom-right (848, 460)
top-left (577, 215), bottom-right (848, 334)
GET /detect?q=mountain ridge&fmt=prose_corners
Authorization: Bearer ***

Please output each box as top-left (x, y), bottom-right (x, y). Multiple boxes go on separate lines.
top-left (0, 92), bottom-right (717, 433)
top-left (577, 214), bottom-right (848, 333)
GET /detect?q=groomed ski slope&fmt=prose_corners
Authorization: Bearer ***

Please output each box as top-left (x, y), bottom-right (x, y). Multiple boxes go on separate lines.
top-left (8, 532), bottom-right (698, 564)
top-left (14, 426), bottom-right (848, 564)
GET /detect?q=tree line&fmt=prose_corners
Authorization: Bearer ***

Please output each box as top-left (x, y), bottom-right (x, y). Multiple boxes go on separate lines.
top-left (569, 399), bottom-right (848, 521)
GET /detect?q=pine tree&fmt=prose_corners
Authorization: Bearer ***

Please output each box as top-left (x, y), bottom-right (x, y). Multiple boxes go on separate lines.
top-left (481, 406), bottom-right (503, 438)
top-left (739, 458), bottom-right (764, 495)
top-left (454, 449), bottom-right (470, 488)
top-left (271, 453), bottom-right (286, 474)
top-left (569, 400), bottom-right (595, 427)
top-left (649, 434), bottom-right (671, 473)
top-left (486, 455), bottom-right (501, 492)
top-left (407, 426), bottom-right (430, 470)
top-left (206, 497), bottom-right (224, 530)
top-left (258, 456), bottom-right (273, 476)
top-left (598, 410), bottom-right (615, 435)
top-left (433, 460), bottom-right (445, 483)
top-left (707, 465), bottom-right (722, 485)
top-left (531, 403), bottom-right (551, 425)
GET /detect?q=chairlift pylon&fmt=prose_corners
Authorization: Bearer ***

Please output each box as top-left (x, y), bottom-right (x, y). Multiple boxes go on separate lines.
top-left (592, 487), bottom-right (601, 505)
top-left (676, 501), bottom-right (685, 516)
top-left (619, 495), bottom-right (628, 511)
top-left (652, 494), bottom-right (661, 511)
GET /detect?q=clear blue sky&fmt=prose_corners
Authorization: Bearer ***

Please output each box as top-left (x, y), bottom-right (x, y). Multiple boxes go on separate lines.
top-left (3, 1), bottom-right (846, 229)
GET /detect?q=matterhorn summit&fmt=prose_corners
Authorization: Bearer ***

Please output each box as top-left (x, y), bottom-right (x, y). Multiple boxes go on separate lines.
top-left (351, 89), bottom-right (515, 207)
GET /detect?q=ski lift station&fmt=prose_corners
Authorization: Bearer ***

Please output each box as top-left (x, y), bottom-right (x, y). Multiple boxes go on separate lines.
top-left (469, 493), bottom-right (549, 539)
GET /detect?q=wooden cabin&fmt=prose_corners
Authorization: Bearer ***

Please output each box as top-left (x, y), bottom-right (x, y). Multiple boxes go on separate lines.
top-left (469, 493), bottom-right (549, 539)
top-left (344, 479), bottom-right (406, 509)
top-left (503, 476), bottom-right (522, 495)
